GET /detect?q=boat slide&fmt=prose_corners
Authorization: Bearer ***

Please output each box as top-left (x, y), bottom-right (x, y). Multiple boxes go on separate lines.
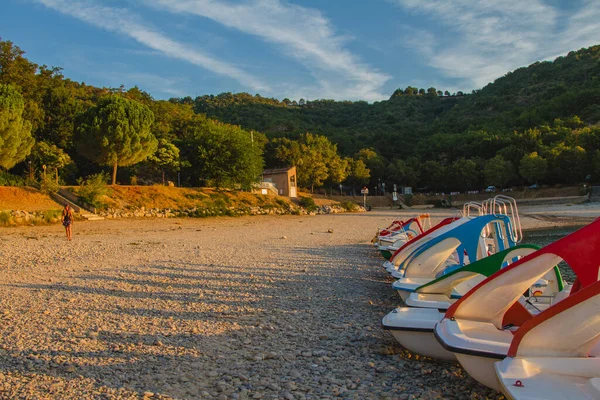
top-left (382, 216), bottom-right (459, 273)
top-left (385, 216), bottom-right (467, 276)
top-left (434, 219), bottom-right (600, 391)
top-left (495, 279), bottom-right (600, 399)
top-left (382, 245), bottom-right (539, 361)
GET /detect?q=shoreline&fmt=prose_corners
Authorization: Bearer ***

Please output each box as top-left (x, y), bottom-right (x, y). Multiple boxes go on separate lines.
top-left (1, 202), bottom-right (598, 233)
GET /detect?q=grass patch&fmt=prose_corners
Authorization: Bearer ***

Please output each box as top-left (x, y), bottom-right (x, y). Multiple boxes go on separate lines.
top-left (0, 211), bottom-right (12, 225)
top-left (339, 201), bottom-right (359, 212)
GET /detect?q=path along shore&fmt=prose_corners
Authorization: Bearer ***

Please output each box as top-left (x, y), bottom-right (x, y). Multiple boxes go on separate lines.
top-left (0, 204), bottom-right (597, 399)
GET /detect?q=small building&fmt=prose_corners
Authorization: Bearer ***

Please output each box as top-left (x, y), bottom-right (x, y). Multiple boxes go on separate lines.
top-left (262, 166), bottom-right (297, 197)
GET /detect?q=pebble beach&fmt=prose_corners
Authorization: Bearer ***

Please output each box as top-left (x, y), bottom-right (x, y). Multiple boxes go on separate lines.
top-left (0, 206), bottom-right (597, 399)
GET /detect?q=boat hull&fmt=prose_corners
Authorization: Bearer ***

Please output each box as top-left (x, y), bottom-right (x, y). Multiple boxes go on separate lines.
top-left (456, 353), bottom-right (502, 391)
top-left (389, 330), bottom-right (456, 361)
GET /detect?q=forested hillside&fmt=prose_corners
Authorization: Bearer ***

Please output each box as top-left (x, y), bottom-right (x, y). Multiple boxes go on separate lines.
top-left (2, 37), bottom-right (600, 194)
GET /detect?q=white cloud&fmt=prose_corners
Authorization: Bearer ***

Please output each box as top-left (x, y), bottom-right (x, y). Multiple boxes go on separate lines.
top-left (141, 0), bottom-right (391, 101)
top-left (391, 0), bottom-right (600, 90)
top-left (35, 0), bottom-right (271, 92)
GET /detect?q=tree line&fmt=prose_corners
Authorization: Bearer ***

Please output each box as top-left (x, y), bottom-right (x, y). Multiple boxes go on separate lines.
top-left (2, 37), bottom-right (600, 195)
top-left (0, 39), bottom-right (370, 192)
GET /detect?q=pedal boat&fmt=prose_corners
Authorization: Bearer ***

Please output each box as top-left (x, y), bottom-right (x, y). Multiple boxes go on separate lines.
top-left (392, 213), bottom-right (520, 301)
top-left (495, 279), bottom-right (600, 400)
top-left (434, 220), bottom-right (600, 391)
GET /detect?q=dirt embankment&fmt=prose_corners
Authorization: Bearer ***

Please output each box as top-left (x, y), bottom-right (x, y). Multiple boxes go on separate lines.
top-left (0, 187), bottom-right (62, 212)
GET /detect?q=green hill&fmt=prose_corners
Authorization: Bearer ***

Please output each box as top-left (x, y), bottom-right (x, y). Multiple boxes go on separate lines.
top-left (192, 45), bottom-right (600, 159)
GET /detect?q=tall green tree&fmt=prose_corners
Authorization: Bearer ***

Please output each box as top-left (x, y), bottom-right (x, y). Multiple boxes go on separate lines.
top-left (345, 158), bottom-right (370, 190)
top-left (75, 95), bottom-right (157, 184)
top-left (448, 158), bottom-right (479, 191)
top-left (273, 133), bottom-right (345, 192)
top-left (148, 138), bottom-right (180, 185)
top-left (32, 141), bottom-right (72, 185)
top-left (0, 84), bottom-right (34, 170)
top-left (483, 155), bottom-right (515, 187)
top-left (519, 152), bottom-right (547, 184)
top-left (178, 115), bottom-right (263, 188)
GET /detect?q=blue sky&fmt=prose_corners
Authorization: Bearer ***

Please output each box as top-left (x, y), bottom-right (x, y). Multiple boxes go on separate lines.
top-left (2, 0), bottom-right (600, 101)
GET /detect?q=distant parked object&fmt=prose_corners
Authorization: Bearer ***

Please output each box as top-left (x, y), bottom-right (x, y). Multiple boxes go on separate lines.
top-left (529, 183), bottom-right (539, 189)
top-left (502, 187), bottom-right (513, 192)
top-left (485, 186), bottom-right (496, 193)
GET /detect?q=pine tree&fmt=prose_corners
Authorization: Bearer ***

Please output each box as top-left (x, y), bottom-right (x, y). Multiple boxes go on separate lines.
top-left (0, 84), bottom-right (34, 170)
top-left (76, 95), bottom-right (157, 184)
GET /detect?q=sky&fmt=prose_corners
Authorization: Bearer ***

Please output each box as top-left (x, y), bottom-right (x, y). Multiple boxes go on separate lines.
top-left (2, 0), bottom-right (600, 102)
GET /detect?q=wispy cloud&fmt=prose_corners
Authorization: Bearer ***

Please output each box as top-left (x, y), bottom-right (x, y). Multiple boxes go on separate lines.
top-left (141, 0), bottom-right (391, 101)
top-left (35, 0), bottom-right (271, 92)
top-left (390, 0), bottom-right (600, 90)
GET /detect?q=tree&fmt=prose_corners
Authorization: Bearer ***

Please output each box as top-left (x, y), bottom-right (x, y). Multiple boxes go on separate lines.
top-left (547, 144), bottom-right (587, 184)
top-left (356, 148), bottom-right (387, 183)
top-left (483, 155), bottom-right (515, 187)
top-left (345, 158), bottom-right (370, 190)
top-left (75, 95), bottom-right (157, 184)
top-left (519, 152), bottom-right (547, 184)
top-left (32, 141), bottom-right (72, 185)
top-left (0, 84), bottom-right (34, 170)
top-left (326, 155), bottom-right (349, 187)
top-left (448, 158), bottom-right (480, 191)
top-left (419, 160), bottom-right (445, 190)
top-left (178, 114), bottom-right (263, 188)
top-left (387, 159), bottom-right (418, 187)
top-left (147, 138), bottom-right (180, 185)
top-left (272, 133), bottom-right (345, 192)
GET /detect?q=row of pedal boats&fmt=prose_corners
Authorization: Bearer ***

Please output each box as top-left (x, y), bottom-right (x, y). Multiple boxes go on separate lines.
top-left (373, 196), bottom-right (599, 399)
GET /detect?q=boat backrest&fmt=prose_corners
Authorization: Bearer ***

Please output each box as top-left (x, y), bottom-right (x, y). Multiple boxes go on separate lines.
top-left (508, 280), bottom-right (600, 358)
top-left (416, 245), bottom-right (539, 296)
top-left (446, 219), bottom-right (600, 328)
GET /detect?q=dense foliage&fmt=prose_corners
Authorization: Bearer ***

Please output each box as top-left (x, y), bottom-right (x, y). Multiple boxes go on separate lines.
top-left (0, 84), bottom-right (34, 169)
top-left (2, 36), bottom-right (600, 193)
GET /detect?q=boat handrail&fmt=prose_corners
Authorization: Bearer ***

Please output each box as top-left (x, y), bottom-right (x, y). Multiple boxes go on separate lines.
top-left (462, 202), bottom-right (484, 218)
top-left (491, 195), bottom-right (522, 243)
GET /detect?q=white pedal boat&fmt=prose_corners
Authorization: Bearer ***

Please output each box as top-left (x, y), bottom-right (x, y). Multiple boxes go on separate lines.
top-left (435, 220), bottom-right (600, 391)
top-left (374, 215), bottom-right (428, 250)
top-left (382, 245), bottom-right (539, 361)
top-left (495, 279), bottom-right (600, 400)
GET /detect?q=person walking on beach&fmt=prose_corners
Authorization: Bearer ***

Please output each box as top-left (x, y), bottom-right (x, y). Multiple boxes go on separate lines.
top-left (62, 204), bottom-right (74, 241)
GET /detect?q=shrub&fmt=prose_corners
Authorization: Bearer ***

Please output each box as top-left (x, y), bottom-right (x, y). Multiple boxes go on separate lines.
top-left (43, 210), bottom-right (61, 223)
top-left (76, 172), bottom-right (110, 208)
top-left (40, 179), bottom-right (59, 194)
top-left (339, 201), bottom-right (359, 212)
top-left (0, 211), bottom-right (12, 225)
top-left (299, 196), bottom-right (318, 212)
top-left (0, 171), bottom-right (25, 186)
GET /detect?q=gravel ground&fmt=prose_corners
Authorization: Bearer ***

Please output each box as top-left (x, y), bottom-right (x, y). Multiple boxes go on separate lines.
top-left (0, 210), bottom-right (535, 399)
